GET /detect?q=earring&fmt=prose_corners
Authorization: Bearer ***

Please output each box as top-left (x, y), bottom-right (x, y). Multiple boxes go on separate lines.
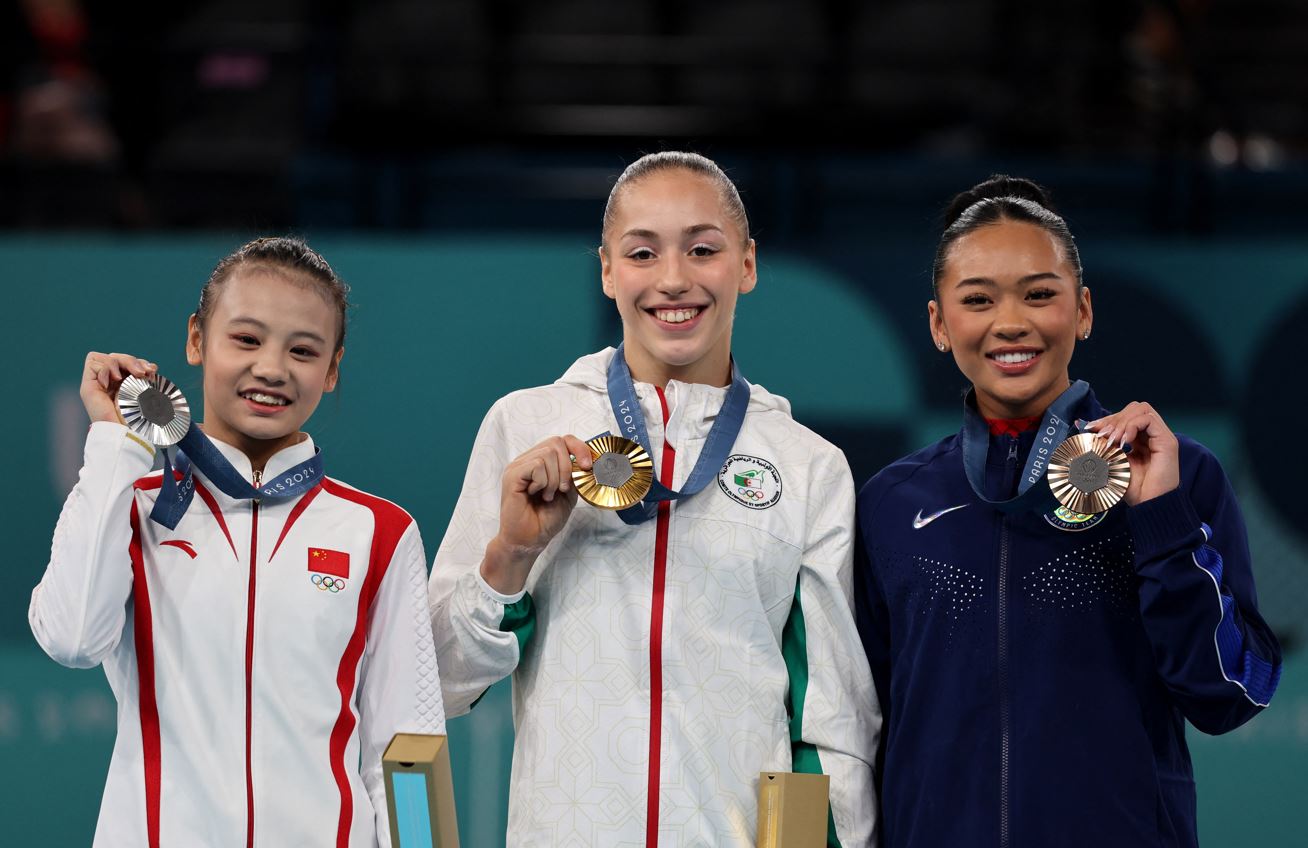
top-left (1081, 330), bottom-right (1090, 341)
top-left (937, 341), bottom-right (947, 351)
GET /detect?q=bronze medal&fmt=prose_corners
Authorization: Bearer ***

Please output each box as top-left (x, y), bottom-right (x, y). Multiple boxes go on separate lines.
top-left (1047, 432), bottom-right (1131, 515)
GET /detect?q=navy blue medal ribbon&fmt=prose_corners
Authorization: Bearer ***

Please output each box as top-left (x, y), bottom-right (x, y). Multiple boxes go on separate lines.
top-left (605, 343), bottom-right (750, 525)
top-left (960, 379), bottom-right (1090, 515)
top-left (150, 425), bottom-right (323, 529)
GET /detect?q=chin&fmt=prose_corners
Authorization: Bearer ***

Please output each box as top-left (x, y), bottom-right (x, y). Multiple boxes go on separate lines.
top-left (238, 420), bottom-right (303, 443)
top-left (644, 339), bottom-right (706, 367)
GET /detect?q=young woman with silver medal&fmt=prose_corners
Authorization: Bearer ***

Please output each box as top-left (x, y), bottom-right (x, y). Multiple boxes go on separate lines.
top-left (853, 176), bottom-right (1282, 848)
top-left (30, 238), bottom-right (444, 847)
top-left (429, 152), bottom-right (878, 846)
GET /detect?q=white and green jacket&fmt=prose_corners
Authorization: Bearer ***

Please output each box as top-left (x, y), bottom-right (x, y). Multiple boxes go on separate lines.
top-left (429, 348), bottom-right (879, 847)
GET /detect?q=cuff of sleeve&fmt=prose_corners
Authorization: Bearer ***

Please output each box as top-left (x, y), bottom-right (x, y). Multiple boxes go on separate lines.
top-left (87, 420), bottom-right (157, 464)
top-left (475, 572), bottom-right (527, 606)
top-left (1127, 487), bottom-right (1203, 562)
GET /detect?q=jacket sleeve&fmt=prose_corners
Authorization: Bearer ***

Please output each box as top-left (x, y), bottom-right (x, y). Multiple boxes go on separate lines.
top-left (786, 446), bottom-right (880, 848)
top-left (1129, 442), bottom-right (1282, 735)
top-left (357, 520), bottom-right (446, 848)
top-left (428, 399), bottom-right (538, 717)
top-left (852, 481), bottom-right (893, 800)
top-left (29, 421), bottom-right (156, 668)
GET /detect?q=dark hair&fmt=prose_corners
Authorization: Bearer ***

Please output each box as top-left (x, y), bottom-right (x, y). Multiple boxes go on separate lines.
top-left (601, 151), bottom-right (750, 249)
top-left (196, 236), bottom-right (351, 350)
top-left (932, 174), bottom-right (1082, 296)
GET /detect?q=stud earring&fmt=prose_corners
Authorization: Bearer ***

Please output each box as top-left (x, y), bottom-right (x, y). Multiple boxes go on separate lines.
top-left (937, 341), bottom-right (946, 351)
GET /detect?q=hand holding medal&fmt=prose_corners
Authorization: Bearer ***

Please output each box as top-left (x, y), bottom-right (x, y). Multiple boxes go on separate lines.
top-left (82, 351), bottom-right (160, 426)
top-left (483, 435), bottom-right (593, 595)
top-left (1081, 401), bottom-right (1180, 505)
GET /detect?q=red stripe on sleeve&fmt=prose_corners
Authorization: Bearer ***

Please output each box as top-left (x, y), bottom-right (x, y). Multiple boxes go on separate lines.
top-left (129, 500), bottom-right (162, 848)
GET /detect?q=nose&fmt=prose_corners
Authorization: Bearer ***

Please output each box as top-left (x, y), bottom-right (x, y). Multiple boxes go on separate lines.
top-left (656, 256), bottom-right (693, 297)
top-left (250, 349), bottom-right (288, 384)
top-left (992, 297), bottom-right (1030, 341)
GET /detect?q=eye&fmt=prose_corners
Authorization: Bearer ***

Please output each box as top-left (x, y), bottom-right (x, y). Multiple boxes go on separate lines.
top-left (626, 247), bottom-right (656, 261)
top-left (291, 346), bottom-right (320, 358)
top-left (961, 293), bottom-right (992, 307)
top-left (232, 334), bottom-right (259, 346)
top-left (688, 243), bottom-right (719, 258)
top-left (1026, 288), bottom-right (1057, 300)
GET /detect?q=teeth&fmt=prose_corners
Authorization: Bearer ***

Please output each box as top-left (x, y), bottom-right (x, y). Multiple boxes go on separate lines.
top-left (655, 307), bottom-right (701, 324)
top-left (994, 352), bottom-right (1037, 364)
top-left (243, 392), bottom-right (288, 406)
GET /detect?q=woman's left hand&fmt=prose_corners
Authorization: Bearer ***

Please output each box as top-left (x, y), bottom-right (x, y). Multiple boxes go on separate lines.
top-left (1084, 401), bottom-right (1180, 505)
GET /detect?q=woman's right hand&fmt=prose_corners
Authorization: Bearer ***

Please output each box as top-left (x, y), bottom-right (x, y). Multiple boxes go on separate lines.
top-left (80, 352), bottom-right (156, 424)
top-left (480, 435), bottom-right (592, 595)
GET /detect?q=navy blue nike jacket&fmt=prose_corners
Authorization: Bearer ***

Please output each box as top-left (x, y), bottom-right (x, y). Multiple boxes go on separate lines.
top-left (854, 389), bottom-right (1281, 848)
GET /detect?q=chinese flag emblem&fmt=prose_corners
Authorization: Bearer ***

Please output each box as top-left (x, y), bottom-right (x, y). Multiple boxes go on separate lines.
top-left (308, 547), bottom-right (350, 579)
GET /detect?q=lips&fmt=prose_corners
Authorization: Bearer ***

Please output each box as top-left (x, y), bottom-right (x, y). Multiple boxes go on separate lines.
top-left (240, 389), bottom-right (291, 411)
top-left (645, 304), bottom-right (707, 330)
top-left (986, 348), bottom-right (1042, 374)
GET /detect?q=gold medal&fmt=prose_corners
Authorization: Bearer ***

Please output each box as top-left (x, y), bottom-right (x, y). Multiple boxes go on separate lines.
top-left (1047, 432), bottom-right (1131, 514)
top-left (116, 373), bottom-right (192, 446)
top-left (571, 435), bottom-right (654, 510)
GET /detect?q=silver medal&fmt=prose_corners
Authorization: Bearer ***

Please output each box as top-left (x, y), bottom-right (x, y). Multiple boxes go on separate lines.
top-left (116, 373), bottom-right (192, 446)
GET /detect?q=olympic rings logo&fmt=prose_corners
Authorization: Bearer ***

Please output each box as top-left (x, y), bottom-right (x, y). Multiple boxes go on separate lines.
top-left (310, 573), bottom-right (347, 593)
top-left (737, 486), bottom-right (768, 500)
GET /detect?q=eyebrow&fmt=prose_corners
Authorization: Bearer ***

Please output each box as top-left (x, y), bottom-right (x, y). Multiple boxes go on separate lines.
top-left (228, 316), bottom-right (328, 345)
top-left (620, 223), bottom-right (725, 241)
top-left (954, 272), bottom-right (1063, 289)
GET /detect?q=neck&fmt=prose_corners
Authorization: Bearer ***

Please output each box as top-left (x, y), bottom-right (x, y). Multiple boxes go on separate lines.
top-left (622, 342), bottom-right (732, 389)
top-left (973, 376), bottom-right (1072, 421)
top-left (200, 423), bottom-right (303, 474)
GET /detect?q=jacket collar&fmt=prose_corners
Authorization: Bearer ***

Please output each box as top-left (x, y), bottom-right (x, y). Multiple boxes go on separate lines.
top-left (194, 430), bottom-right (318, 495)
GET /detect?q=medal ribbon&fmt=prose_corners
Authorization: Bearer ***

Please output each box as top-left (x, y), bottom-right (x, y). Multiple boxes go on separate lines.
top-left (606, 343), bottom-right (750, 525)
top-left (150, 424), bottom-right (323, 529)
top-left (960, 380), bottom-right (1089, 514)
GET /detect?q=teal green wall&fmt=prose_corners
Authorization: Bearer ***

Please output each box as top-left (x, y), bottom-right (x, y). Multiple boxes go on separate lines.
top-left (1, 236), bottom-right (1303, 844)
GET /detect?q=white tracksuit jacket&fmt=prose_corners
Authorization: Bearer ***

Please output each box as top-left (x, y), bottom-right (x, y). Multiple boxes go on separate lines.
top-left (430, 348), bottom-right (879, 847)
top-left (29, 422), bottom-right (445, 848)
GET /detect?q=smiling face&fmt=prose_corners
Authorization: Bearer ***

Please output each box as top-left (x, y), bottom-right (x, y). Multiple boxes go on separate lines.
top-left (929, 219), bottom-right (1092, 419)
top-left (185, 267), bottom-right (343, 467)
top-left (600, 167), bottom-right (757, 387)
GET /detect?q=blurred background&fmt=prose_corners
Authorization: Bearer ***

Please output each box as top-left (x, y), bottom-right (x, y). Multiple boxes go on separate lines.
top-left (2, 0), bottom-right (1305, 844)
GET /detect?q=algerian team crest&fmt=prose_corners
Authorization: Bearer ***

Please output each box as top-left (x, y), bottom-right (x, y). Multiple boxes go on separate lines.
top-left (718, 455), bottom-right (781, 510)
top-left (1043, 505), bottom-right (1107, 532)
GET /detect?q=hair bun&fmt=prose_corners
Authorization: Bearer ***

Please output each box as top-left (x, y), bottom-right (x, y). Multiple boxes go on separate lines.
top-left (944, 174), bottom-right (1055, 228)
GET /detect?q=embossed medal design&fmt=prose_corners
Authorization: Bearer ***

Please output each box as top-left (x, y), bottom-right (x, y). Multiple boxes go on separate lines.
top-left (1047, 432), bottom-right (1131, 515)
top-left (571, 435), bottom-right (654, 510)
top-left (116, 373), bottom-right (192, 446)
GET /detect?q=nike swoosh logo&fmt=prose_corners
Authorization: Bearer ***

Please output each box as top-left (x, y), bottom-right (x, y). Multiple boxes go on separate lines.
top-left (912, 504), bottom-right (969, 529)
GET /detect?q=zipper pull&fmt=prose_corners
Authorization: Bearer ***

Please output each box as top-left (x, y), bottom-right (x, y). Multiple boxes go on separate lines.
top-left (252, 469), bottom-right (262, 505)
top-left (1007, 439), bottom-right (1019, 462)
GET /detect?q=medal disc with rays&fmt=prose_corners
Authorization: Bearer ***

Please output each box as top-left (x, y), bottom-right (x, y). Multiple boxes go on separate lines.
top-left (571, 435), bottom-right (654, 510)
top-left (116, 373), bottom-right (192, 446)
top-left (1047, 432), bottom-right (1131, 515)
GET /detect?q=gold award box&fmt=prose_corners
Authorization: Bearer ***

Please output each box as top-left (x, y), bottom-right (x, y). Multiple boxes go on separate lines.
top-left (757, 771), bottom-right (830, 848)
top-left (382, 733), bottom-right (459, 848)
